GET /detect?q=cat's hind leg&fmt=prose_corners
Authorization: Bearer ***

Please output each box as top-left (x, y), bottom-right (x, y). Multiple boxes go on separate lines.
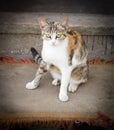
top-left (68, 79), bottom-right (85, 93)
top-left (68, 76), bottom-right (88, 93)
top-left (52, 79), bottom-right (61, 86)
top-left (49, 65), bottom-right (61, 86)
top-left (51, 72), bottom-right (61, 86)
top-left (68, 82), bottom-right (78, 93)
top-left (69, 64), bottom-right (89, 93)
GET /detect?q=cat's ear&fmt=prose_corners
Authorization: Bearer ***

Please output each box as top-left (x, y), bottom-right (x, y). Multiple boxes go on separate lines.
top-left (62, 18), bottom-right (69, 28)
top-left (38, 18), bottom-right (47, 29)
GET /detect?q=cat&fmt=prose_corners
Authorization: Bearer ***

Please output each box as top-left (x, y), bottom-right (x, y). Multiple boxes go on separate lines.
top-left (26, 18), bottom-right (89, 102)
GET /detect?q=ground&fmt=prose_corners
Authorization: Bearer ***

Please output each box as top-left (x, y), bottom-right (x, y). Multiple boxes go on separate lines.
top-left (0, 64), bottom-right (113, 115)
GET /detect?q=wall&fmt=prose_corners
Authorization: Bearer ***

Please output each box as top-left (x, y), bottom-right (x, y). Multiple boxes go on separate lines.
top-left (0, 0), bottom-right (114, 14)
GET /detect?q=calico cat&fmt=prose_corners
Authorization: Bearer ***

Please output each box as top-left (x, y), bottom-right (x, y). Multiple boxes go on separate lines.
top-left (26, 18), bottom-right (89, 102)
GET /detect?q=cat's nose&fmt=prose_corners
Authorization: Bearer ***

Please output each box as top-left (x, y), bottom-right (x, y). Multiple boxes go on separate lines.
top-left (52, 41), bottom-right (56, 45)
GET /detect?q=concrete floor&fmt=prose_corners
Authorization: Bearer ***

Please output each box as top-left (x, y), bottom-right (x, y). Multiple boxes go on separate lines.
top-left (0, 64), bottom-right (114, 118)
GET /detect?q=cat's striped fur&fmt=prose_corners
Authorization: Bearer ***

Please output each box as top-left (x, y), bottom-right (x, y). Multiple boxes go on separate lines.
top-left (26, 18), bottom-right (89, 102)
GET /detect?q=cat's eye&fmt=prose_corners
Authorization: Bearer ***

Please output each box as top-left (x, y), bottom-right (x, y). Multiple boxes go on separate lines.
top-left (46, 34), bottom-right (51, 38)
top-left (56, 34), bottom-right (61, 38)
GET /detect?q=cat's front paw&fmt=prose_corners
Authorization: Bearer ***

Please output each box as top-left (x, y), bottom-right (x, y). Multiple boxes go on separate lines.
top-left (26, 80), bottom-right (38, 89)
top-left (59, 93), bottom-right (68, 102)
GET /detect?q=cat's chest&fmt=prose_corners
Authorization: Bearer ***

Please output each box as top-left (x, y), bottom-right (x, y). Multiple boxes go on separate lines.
top-left (42, 44), bottom-right (68, 67)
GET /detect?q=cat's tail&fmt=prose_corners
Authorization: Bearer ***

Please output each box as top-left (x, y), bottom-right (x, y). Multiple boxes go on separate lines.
top-left (31, 47), bottom-right (42, 64)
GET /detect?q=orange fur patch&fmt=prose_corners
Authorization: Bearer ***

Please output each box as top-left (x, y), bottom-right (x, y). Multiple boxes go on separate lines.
top-left (67, 30), bottom-right (85, 57)
top-left (49, 64), bottom-right (61, 74)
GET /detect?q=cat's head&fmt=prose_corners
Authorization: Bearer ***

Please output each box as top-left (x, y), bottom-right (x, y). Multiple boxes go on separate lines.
top-left (38, 18), bottom-right (68, 46)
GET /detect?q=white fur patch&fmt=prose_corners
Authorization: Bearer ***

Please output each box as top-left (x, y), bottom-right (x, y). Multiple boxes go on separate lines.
top-left (42, 37), bottom-right (69, 68)
top-left (26, 80), bottom-right (38, 89)
top-left (41, 36), bottom-right (87, 102)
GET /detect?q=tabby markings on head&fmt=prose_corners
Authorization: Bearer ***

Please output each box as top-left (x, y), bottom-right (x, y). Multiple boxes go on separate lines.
top-left (39, 19), bottom-right (67, 45)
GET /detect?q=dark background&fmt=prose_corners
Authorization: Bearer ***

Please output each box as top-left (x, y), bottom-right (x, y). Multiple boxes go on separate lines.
top-left (0, 0), bottom-right (114, 14)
